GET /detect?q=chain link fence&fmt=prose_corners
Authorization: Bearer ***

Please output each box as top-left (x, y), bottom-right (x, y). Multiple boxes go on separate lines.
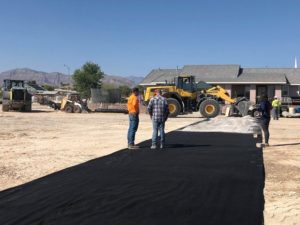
top-left (91, 88), bottom-right (121, 103)
top-left (89, 88), bottom-right (127, 112)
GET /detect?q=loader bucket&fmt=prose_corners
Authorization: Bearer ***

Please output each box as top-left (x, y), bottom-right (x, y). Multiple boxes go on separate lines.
top-left (235, 99), bottom-right (251, 117)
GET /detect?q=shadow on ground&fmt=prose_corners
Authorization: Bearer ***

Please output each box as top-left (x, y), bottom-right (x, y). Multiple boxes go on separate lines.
top-left (271, 142), bottom-right (300, 147)
top-left (28, 110), bottom-right (55, 113)
top-left (0, 110), bottom-right (54, 113)
top-left (0, 132), bottom-right (265, 225)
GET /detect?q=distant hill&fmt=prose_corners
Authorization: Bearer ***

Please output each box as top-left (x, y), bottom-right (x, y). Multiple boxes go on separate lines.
top-left (0, 68), bottom-right (70, 87)
top-left (0, 68), bottom-right (144, 87)
top-left (102, 75), bottom-right (144, 87)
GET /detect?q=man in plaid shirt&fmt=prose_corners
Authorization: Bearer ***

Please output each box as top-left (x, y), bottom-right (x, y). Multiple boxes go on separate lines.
top-left (147, 89), bottom-right (169, 149)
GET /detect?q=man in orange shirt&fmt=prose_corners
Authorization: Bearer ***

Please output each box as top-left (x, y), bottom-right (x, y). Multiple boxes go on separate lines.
top-left (127, 87), bottom-right (140, 149)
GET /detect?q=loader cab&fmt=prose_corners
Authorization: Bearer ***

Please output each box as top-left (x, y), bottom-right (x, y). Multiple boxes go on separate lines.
top-left (2, 79), bottom-right (32, 112)
top-left (3, 79), bottom-right (28, 101)
top-left (176, 76), bottom-right (196, 92)
top-left (3, 79), bottom-right (25, 91)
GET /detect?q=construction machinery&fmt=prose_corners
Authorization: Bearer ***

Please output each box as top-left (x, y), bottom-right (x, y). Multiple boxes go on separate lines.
top-left (1, 79), bottom-right (32, 112)
top-left (143, 75), bottom-right (251, 118)
top-left (60, 93), bottom-right (89, 113)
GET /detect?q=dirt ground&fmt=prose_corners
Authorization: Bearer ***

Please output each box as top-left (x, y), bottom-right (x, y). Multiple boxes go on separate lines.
top-left (0, 103), bottom-right (201, 191)
top-left (0, 103), bottom-right (299, 224)
top-left (263, 118), bottom-right (300, 225)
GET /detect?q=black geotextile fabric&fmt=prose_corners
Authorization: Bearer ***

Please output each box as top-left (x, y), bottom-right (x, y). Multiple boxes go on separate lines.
top-left (0, 131), bottom-right (265, 225)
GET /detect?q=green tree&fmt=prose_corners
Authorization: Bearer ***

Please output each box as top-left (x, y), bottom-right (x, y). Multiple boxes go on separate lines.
top-left (73, 62), bottom-right (104, 98)
top-left (136, 85), bottom-right (144, 93)
top-left (42, 84), bottom-right (55, 91)
top-left (101, 83), bottom-right (117, 90)
top-left (119, 85), bottom-right (132, 97)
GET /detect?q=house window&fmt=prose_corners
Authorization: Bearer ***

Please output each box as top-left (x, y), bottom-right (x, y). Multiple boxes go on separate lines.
top-left (282, 85), bottom-right (289, 97)
top-left (231, 85), bottom-right (250, 98)
top-left (288, 86), bottom-right (300, 97)
top-left (245, 85), bottom-right (250, 99)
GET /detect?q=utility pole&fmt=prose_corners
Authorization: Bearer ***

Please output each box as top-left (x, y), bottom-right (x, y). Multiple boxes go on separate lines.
top-left (64, 64), bottom-right (70, 75)
top-left (59, 64), bottom-right (70, 88)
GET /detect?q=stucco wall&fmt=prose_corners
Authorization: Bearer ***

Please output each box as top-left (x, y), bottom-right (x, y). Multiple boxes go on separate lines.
top-left (249, 85), bottom-right (256, 103)
top-left (275, 85), bottom-right (282, 99)
top-left (224, 84), bottom-right (232, 97)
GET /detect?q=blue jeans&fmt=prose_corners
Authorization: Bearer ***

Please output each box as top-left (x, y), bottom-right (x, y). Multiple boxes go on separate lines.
top-left (272, 108), bottom-right (279, 120)
top-left (127, 114), bottom-right (139, 145)
top-left (152, 120), bottom-right (165, 146)
top-left (260, 117), bottom-right (270, 144)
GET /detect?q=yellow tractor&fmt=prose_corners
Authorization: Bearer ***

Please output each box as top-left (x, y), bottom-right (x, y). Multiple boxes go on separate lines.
top-left (60, 93), bottom-right (89, 113)
top-left (1, 79), bottom-right (32, 112)
top-left (143, 75), bottom-right (251, 118)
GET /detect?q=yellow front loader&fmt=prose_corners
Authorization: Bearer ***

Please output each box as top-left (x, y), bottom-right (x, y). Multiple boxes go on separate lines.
top-left (143, 75), bottom-right (251, 118)
top-left (1, 79), bottom-right (32, 112)
top-left (60, 93), bottom-right (89, 113)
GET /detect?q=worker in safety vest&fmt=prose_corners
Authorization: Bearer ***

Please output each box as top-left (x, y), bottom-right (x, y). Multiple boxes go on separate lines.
top-left (271, 96), bottom-right (281, 120)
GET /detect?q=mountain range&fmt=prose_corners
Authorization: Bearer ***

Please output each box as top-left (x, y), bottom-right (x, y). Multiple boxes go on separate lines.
top-left (0, 68), bottom-right (144, 87)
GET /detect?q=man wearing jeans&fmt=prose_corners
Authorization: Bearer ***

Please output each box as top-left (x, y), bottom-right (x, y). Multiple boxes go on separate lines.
top-left (147, 89), bottom-right (169, 149)
top-left (271, 96), bottom-right (281, 120)
top-left (258, 95), bottom-right (272, 147)
top-left (127, 88), bottom-right (140, 149)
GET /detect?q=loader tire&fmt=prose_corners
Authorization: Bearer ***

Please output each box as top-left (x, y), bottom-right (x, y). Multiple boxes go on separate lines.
top-left (65, 105), bottom-right (73, 113)
top-left (251, 109), bottom-right (260, 118)
top-left (2, 104), bottom-right (9, 112)
top-left (73, 105), bottom-right (82, 113)
top-left (2, 92), bottom-right (10, 100)
top-left (167, 98), bottom-right (181, 118)
top-left (199, 99), bottom-right (220, 118)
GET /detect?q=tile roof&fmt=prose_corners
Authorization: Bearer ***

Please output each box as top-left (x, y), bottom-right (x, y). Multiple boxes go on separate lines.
top-left (242, 68), bottom-right (300, 85)
top-left (140, 65), bottom-right (300, 85)
top-left (181, 64), bottom-right (240, 80)
top-left (234, 72), bottom-right (286, 84)
top-left (140, 69), bottom-right (181, 84)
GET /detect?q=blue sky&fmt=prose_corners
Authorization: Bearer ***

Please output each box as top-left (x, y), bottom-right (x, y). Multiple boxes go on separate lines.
top-left (0, 0), bottom-right (300, 76)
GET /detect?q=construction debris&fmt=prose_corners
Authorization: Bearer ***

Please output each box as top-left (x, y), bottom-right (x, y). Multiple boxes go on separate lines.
top-left (282, 111), bottom-right (300, 118)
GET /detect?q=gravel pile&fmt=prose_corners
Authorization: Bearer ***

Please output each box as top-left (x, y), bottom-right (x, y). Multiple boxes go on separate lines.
top-left (182, 116), bottom-right (261, 134)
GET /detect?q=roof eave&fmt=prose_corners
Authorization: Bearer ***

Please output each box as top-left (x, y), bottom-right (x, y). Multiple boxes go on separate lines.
top-left (206, 81), bottom-right (286, 84)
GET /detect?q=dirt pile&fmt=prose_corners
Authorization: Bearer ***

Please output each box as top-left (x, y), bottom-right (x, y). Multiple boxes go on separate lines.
top-left (182, 116), bottom-right (261, 134)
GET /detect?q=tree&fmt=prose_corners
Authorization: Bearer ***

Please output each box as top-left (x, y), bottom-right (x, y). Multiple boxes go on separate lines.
top-left (136, 85), bottom-right (144, 93)
top-left (73, 62), bottom-right (104, 98)
top-left (101, 83), bottom-right (117, 90)
top-left (42, 84), bottom-right (55, 91)
top-left (119, 85), bottom-right (131, 97)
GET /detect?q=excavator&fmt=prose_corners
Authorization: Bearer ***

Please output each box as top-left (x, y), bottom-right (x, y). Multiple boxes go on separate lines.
top-left (143, 75), bottom-right (252, 118)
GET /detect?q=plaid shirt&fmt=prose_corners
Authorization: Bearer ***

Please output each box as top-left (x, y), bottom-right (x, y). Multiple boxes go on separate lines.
top-left (147, 95), bottom-right (169, 122)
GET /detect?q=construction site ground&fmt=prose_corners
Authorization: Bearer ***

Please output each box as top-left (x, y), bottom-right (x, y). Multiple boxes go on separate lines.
top-left (0, 103), bottom-right (299, 224)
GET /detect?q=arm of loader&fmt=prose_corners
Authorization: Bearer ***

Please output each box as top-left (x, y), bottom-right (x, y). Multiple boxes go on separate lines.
top-left (205, 86), bottom-right (236, 104)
